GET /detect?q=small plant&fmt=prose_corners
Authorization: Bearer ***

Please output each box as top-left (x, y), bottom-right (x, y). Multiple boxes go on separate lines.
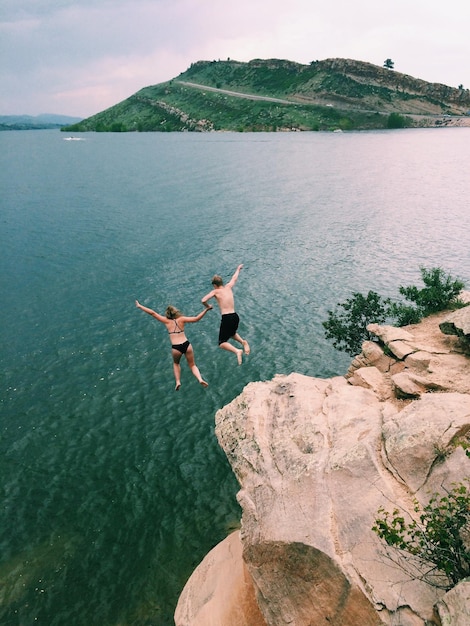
top-left (322, 291), bottom-right (391, 356)
top-left (432, 443), bottom-right (449, 463)
top-left (398, 266), bottom-right (465, 317)
top-left (388, 302), bottom-right (422, 326)
top-left (372, 481), bottom-right (470, 590)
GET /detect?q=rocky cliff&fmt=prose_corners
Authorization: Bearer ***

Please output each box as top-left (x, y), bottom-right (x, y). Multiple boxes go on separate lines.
top-left (175, 299), bottom-right (470, 626)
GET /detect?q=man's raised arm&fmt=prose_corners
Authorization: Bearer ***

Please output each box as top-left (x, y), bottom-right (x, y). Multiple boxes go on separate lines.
top-left (227, 264), bottom-right (243, 288)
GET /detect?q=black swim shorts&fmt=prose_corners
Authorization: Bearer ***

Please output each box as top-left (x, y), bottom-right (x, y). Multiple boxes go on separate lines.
top-left (218, 312), bottom-right (239, 344)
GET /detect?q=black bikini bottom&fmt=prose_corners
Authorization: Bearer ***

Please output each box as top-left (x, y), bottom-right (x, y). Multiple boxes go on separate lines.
top-left (172, 340), bottom-right (190, 354)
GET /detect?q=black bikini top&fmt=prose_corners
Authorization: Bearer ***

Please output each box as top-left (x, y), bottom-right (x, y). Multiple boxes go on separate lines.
top-left (168, 319), bottom-right (184, 335)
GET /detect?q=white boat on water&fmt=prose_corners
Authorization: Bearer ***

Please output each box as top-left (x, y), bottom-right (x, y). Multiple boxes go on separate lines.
top-left (63, 136), bottom-right (84, 141)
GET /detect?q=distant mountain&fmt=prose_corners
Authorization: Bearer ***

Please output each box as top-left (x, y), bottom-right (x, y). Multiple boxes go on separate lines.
top-left (0, 114), bottom-right (83, 131)
top-left (64, 57), bottom-right (470, 133)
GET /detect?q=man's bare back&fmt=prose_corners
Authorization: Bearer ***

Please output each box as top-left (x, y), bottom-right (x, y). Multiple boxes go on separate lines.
top-left (208, 285), bottom-right (235, 314)
top-left (201, 264), bottom-right (250, 363)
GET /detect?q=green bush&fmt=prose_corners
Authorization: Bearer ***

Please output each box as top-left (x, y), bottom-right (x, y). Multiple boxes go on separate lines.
top-left (373, 481), bottom-right (470, 589)
top-left (388, 302), bottom-right (422, 326)
top-left (323, 266), bottom-right (466, 355)
top-left (387, 112), bottom-right (407, 128)
top-left (398, 266), bottom-right (465, 317)
top-left (322, 291), bottom-right (391, 356)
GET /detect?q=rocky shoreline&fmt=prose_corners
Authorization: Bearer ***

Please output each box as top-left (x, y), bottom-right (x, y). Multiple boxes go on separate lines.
top-left (411, 114), bottom-right (470, 128)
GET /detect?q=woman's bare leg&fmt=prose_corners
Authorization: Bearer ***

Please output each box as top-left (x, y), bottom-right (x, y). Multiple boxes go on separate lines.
top-left (185, 346), bottom-right (208, 387)
top-left (171, 349), bottom-right (182, 390)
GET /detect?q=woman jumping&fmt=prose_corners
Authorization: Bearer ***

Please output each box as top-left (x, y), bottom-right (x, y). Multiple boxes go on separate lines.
top-left (136, 300), bottom-right (212, 390)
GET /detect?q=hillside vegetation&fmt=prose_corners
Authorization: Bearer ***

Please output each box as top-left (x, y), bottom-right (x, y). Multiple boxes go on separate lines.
top-left (1, 114), bottom-right (83, 131)
top-left (64, 58), bottom-right (470, 133)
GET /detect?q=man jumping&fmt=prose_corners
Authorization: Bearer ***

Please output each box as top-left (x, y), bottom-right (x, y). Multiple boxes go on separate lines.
top-left (201, 264), bottom-right (250, 364)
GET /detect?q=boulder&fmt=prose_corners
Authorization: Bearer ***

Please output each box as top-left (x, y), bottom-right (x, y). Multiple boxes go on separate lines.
top-left (391, 371), bottom-right (444, 398)
top-left (440, 306), bottom-right (470, 342)
top-left (435, 580), bottom-right (470, 626)
top-left (174, 530), bottom-right (267, 626)
top-left (366, 324), bottom-right (415, 344)
top-left (348, 365), bottom-right (392, 400)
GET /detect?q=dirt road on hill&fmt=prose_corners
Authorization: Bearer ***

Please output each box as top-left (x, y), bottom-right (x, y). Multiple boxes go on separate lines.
top-left (176, 80), bottom-right (470, 127)
top-left (176, 81), bottom-right (295, 104)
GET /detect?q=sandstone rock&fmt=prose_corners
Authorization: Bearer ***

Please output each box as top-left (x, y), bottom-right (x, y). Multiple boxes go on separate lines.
top-left (362, 312), bottom-right (470, 395)
top-left (348, 366), bottom-right (392, 401)
top-left (386, 340), bottom-right (416, 360)
top-left (367, 324), bottom-right (415, 343)
top-left (360, 341), bottom-right (397, 371)
top-left (382, 393), bottom-right (470, 492)
top-left (346, 341), bottom-right (403, 378)
top-left (413, 353), bottom-right (470, 394)
top-left (404, 350), bottom-right (432, 373)
top-left (211, 374), bottom-right (448, 625)
top-left (391, 371), bottom-right (445, 398)
top-left (176, 312), bottom-right (470, 626)
top-left (391, 371), bottom-right (426, 398)
top-left (243, 539), bottom-right (381, 626)
top-left (435, 580), bottom-right (470, 626)
top-left (174, 530), bottom-right (267, 626)
top-left (440, 306), bottom-right (470, 341)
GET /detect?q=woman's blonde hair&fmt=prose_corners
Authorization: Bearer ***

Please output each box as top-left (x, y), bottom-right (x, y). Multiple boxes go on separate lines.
top-left (165, 305), bottom-right (182, 319)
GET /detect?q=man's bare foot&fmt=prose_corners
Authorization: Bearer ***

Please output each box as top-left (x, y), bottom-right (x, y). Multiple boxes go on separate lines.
top-left (242, 340), bottom-right (250, 355)
top-left (236, 349), bottom-right (243, 365)
top-left (199, 379), bottom-right (209, 388)
top-left (175, 382), bottom-right (181, 391)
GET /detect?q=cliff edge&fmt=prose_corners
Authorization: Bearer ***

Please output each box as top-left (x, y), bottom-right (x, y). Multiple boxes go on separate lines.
top-left (175, 299), bottom-right (470, 626)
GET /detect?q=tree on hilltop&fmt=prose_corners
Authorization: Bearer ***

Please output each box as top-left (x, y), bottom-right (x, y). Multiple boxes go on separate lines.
top-left (383, 58), bottom-right (395, 69)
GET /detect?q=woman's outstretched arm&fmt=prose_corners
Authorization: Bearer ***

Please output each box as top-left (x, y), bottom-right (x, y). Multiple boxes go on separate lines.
top-left (135, 300), bottom-right (167, 323)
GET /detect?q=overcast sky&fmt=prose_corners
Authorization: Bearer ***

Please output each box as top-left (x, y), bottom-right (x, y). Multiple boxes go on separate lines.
top-left (2, 0), bottom-right (470, 118)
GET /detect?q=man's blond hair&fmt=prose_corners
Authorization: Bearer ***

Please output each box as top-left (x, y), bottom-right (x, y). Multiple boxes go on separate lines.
top-left (211, 275), bottom-right (223, 287)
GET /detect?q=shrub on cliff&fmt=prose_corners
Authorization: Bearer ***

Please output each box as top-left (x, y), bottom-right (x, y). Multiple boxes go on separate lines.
top-left (322, 291), bottom-right (391, 356)
top-left (372, 481), bottom-right (470, 590)
top-left (397, 266), bottom-right (465, 316)
top-left (323, 266), bottom-right (466, 356)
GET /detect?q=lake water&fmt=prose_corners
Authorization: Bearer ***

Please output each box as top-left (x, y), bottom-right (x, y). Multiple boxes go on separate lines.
top-left (1, 128), bottom-right (470, 625)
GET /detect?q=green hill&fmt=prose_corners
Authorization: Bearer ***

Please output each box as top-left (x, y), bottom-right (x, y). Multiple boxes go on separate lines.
top-left (64, 58), bottom-right (470, 133)
top-left (1, 114), bottom-right (83, 131)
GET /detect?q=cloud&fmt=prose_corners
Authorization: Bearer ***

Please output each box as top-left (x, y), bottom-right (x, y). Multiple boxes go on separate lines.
top-left (1, 0), bottom-right (469, 117)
